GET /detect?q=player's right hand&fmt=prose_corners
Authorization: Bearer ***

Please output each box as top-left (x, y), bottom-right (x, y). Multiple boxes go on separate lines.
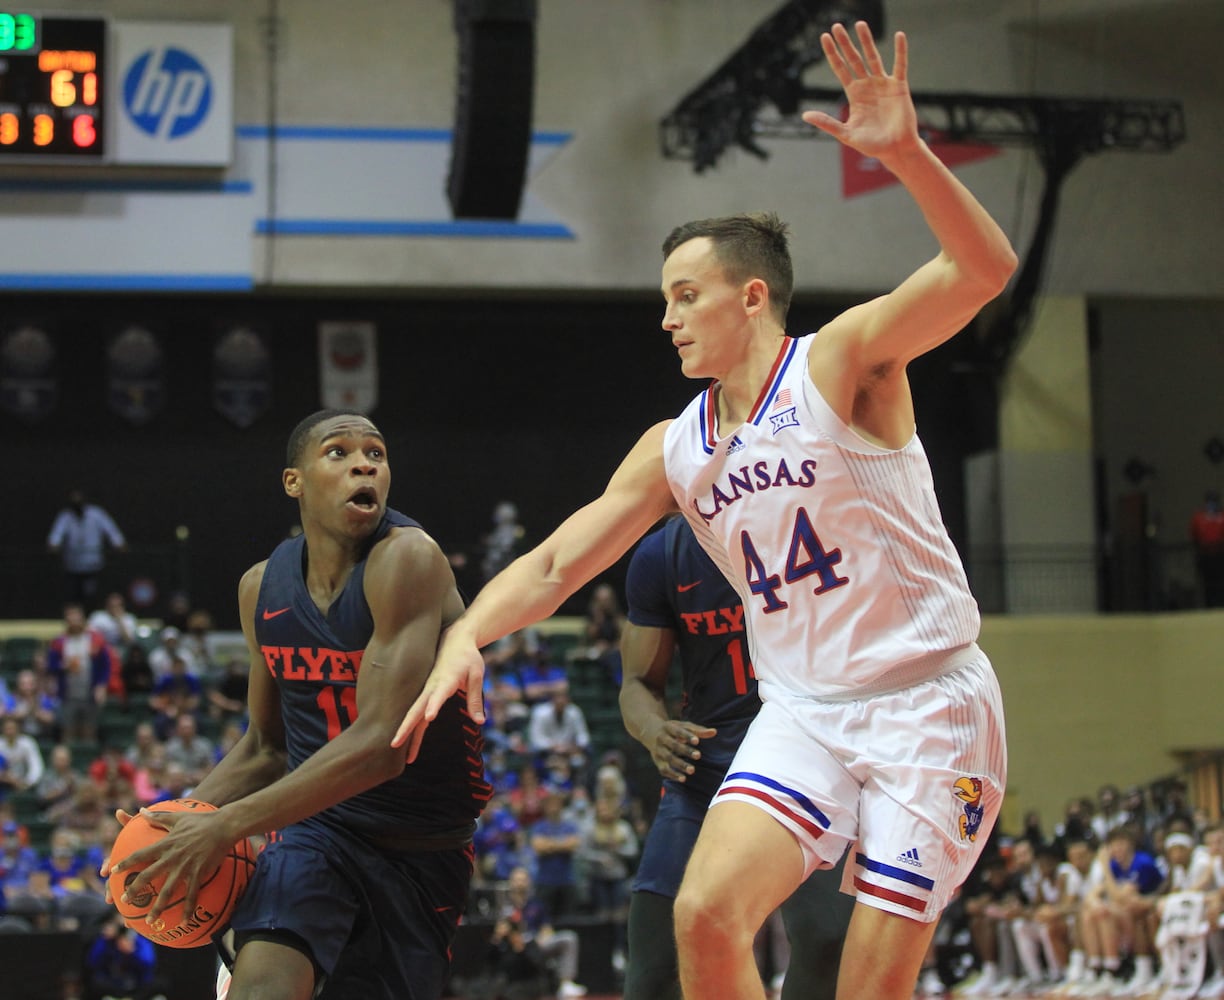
top-left (392, 624), bottom-right (486, 760)
top-left (650, 720), bottom-right (716, 782)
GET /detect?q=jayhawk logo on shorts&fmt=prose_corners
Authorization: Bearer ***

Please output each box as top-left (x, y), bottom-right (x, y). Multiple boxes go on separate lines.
top-left (953, 776), bottom-right (985, 842)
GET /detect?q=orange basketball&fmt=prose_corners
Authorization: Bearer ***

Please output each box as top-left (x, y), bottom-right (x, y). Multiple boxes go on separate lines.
top-left (108, 797), bottom-right (257, 949)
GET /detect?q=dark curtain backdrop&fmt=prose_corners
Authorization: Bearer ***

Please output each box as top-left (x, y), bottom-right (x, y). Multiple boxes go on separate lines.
top-left (0, 292), bottom-right (986, 627)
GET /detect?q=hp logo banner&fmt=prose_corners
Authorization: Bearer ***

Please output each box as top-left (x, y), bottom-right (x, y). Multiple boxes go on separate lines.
top-left (124, 47), bottom-right (212, 140)
top-left (112, 21), bottom-right (233, 166)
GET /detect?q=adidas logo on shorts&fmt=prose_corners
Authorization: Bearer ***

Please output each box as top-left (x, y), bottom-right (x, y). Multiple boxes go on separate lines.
top-left (896, 847), bottom-right (923, 868)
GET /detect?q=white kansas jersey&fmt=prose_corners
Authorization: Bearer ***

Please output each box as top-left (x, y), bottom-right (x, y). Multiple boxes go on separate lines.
top-left (664, 333), bottom-right (980, 700)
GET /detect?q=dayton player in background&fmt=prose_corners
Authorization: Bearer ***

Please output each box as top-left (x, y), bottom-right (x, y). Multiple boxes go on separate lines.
top-left (106, 409), bottom-right (491, 1000)
top-left (619, 515), bottom-right (852, 1000)
top-left (396, 22), bottom-right (1015, 999)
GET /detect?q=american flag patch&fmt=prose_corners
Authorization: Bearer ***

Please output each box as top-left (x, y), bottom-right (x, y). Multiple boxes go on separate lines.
top-left (773, 388), bottom-right (792, 410)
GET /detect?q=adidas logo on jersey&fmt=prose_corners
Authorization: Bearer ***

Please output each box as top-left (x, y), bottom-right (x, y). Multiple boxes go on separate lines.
top-left (896, 848), bottom-right (923, 868)
top-left (726, 435), bottom-right (745, 455)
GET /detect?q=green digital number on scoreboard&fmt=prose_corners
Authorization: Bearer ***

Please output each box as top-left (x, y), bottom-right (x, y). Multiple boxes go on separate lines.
top-left (0, 12), bottom-right (107, 159)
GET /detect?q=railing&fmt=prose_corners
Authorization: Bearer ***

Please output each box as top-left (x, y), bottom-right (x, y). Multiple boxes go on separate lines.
top-left (967, 540), bottom-right (1202, 614)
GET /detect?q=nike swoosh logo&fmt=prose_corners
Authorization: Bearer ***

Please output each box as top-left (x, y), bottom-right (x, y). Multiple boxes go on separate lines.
top-left (677, 581), bottom-right (703, 592)
top-left (262, 607), bottom-right (291, 620)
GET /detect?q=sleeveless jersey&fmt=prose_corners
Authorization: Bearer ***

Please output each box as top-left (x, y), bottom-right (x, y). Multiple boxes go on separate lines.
top-left (255, 507), bottom-right (491, 840)
top-left (624, 517), bottom-right (759, 801)
top-left (663, 333), bottom-right (980, 700)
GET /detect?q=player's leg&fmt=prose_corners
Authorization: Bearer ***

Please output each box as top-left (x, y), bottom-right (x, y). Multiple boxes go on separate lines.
top-left (675, 800), bottom-right (806, 1000)
top-left (623, 781), bottom-right (706, 1000)
top-left (778, 856), bottom-right (853, 1000)
top-left (228, 936), bottom-right (318, 1000)
top-left (624, 891), bottom-right (682, 1000)
top-left (835, 903), bottom-right (940, 999)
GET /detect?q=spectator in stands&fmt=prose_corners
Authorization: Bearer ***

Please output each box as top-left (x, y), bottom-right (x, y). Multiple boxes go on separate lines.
top-left (86, 743), bottom-right (137, 814)
top-left (957, 852), bottom-right (1027, 996)
top-left (480, 915), bottom-right (553, 1000)
top-left (5, 867), bottom-right (62, 930)
top-left (182, 608), bottom-right (220, 683)
top-left (487, 822), bottom-right (539, 885)
top-left (1077, 824), bottom-right (1163, 995)
top-left (527, 687), bottom-right (590, 775)
top-left (530, 787), bottom-right (583, 921)
top-left (4, 668), bottom-right (60, 742)
top-left (1190, 489), bottom-right (1224, 607)
top-left (87, 591), bottom-right (139, 656)
top-left (488, 628), bottom-right (565, 706)
top-left (40, 827), bottom-right (97, 895)
top-left (35, 743), bottom-right (80, 821)
top-left (161, 712), bottom-right (217, 786)
top-left (45, 488), bottom-right (126, 606)
top-left (1190, 823), bottom-right (1224, 997)
top-left (507, 763), bottom-right (549, 829)
top-left (0, 713), bottom-right (45, 796)
top-left (83, 915), bottom-right (163, 1000)
top-left (130, 743), bottom-right (168, 807)
top-left (148, 653), bottom-right (203, 740)
top-left (0, 818), bottom-right (39, 890)
top-left (160, 591), bottom-right (192, 633)
top-left (45, 602), bottom-right (113, 742)
top-left (1091, 784), bottom-right (1126, 844)
top-left (474, 792), bottom-right (524, 884)
top-left (581, 582), bottom-right (626, 679)
top-left (147, 625), bottom-right (201, 683)
top-left (1036, 837), bottom-right (1094, 989)
top-left (481, 500), bottom-right (527, 587)
top-left (124, 721), bottom-right (161, 773)
top-left (55, 778), bottom-right (110, 839)
top-left (119, 641), bottom-right (156, 700)
top-left (1009, 841), bottom-right (1064, 991)
top-left (499, 865), bottom-right (587, 999)
top-left (1053, 796), bottom-right (1096, 851)
top-left (205, 655), bottom-right (250, 725)
top-left (579, 794), bottom-right (639, 976)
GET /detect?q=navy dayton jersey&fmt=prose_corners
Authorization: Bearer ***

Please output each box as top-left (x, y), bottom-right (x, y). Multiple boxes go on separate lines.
top-left (255, 507), bottom-right (491, 840)
top-left (625, 516), bottom-right (760, 801)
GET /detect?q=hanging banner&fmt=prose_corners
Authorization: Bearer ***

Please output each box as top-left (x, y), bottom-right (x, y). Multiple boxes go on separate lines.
top-left (0, 326), bottom-right (58, 422)
top-left (213, 326), bottom-right (271, 428)
top-left (107, 326), bottom-right (165, 425)
top-left (318, 321), bottom-right (378, 413)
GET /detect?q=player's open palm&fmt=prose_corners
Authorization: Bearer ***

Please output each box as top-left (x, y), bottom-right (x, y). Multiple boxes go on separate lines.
top-left (802, 21), bottom-right (918, 162)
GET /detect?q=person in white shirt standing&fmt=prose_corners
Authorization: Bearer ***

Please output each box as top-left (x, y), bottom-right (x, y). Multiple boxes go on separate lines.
top-left (46, 489), bottom-right (126, 605)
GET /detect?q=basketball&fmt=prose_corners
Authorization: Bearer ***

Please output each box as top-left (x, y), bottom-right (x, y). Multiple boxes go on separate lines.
top-left (108, 798), bottom-right (257, 949)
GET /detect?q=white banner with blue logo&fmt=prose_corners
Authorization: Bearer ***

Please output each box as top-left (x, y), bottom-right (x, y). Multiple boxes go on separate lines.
top-left (111, 21), bottom-right (233, 166)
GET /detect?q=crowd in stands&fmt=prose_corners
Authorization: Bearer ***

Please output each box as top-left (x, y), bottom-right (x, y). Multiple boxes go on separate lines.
top-left (919, 782), bottom-right (1224, 998)
top-left (0, 590), bottom-right (245, 999)
top-left (6, 578), bottom-right (1222, 1000)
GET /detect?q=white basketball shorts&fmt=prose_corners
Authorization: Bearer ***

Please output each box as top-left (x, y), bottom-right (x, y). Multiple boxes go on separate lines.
top-left (712, 645), bottom-right (1007, 922)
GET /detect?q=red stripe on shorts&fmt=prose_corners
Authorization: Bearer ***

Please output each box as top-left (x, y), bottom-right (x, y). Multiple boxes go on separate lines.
top-left (853, 875), bottom-right (927, 914)
top-left (716, 784), bottom-right (826, 839)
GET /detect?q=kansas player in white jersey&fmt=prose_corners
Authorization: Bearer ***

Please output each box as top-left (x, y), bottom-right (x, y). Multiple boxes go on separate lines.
top-left (395, 22), bottom-right (1016, 1000)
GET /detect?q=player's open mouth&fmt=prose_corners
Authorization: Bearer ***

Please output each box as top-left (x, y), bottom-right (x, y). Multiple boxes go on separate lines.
top-left (346, 487), bottom-right (378, 512)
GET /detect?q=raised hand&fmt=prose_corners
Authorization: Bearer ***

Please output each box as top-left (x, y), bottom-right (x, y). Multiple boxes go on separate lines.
top-left (801, 21), bottom-right (919, 163)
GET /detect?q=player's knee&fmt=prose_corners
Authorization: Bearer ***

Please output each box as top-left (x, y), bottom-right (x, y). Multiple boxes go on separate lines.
top-left (674, 879), bottom-right (746, 952)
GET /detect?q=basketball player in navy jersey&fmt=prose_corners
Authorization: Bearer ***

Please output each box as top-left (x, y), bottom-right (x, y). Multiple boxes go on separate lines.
top-left (106, 409), bottom-right (491, 1000)
top-left (396, 23), bottom-right (1015, 1000)
top-left (619, 516), bottom-right (852, 1000)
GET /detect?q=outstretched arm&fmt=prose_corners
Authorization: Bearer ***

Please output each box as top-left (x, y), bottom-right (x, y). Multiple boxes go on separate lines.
top-left (803, 23), bottom-right (1017, 433)
top-left (393, 421), bottom-right (678, 756)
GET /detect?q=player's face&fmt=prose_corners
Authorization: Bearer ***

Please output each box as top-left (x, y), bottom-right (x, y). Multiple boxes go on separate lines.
top-left (661, 237), bottom-right (754, 380)
top-left (294, 415), bottom-right (389, 533)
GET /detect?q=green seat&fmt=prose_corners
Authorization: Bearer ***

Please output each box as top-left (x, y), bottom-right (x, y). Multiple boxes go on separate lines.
top-left (1, 636), bottom-right (43, 673)
top-left (24, 818), bottom-right (56, 855)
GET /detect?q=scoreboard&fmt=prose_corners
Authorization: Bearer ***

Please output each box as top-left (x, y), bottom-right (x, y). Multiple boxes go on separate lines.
top-left (0, 12), bottom-right (106, 160)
